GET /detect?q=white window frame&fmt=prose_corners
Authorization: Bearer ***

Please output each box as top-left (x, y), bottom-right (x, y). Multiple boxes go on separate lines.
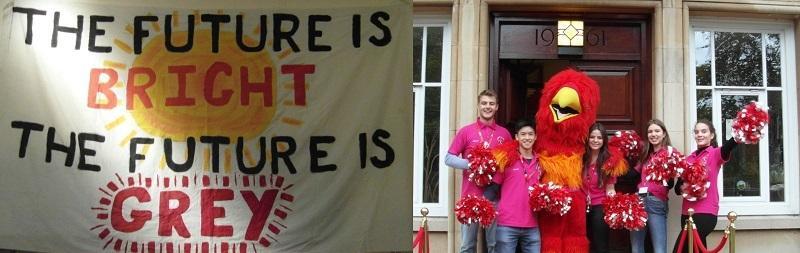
top-left (412, 17), bottom-right (451, 217)
top-left (689, 18), bottom-right (799, 216)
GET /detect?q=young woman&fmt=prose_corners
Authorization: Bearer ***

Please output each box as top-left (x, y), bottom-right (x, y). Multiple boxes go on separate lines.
top-left (582, 123), bottom-right (618, 253)
top-left (671, 119), bottom-right (738, 253)
top-left (493, 119), bottom-right (541, 253)
top-left (630, 119), bottom-right (675, 253)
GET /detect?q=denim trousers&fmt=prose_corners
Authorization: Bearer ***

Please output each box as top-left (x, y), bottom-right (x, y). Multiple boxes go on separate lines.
top-left (460, 220), bottom-right (497, 253)
top-left (630, 196), bottom-right (668, 253)
top-left (495, 225), bottom-right (541, 253)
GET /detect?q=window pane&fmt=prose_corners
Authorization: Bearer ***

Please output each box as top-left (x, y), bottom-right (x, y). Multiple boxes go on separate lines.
top-left (714, 32), bottom-right (763, 87)
top-left (695, 31), bottom-right (712, 86)
top-left (413, 27), bottom-right (423, 83)
top-left (766, 34), bottom-right (782, 87)
top-left (721, 95), bottom-right (760, 197)
top-left (423, 87), bottom-right (441, 203)
top-left (425, 27), bottom-right (444, 82)
top-left (696, 89), bottom-right (712, 121)
top-left (768, 91), bottom-right (784, 201)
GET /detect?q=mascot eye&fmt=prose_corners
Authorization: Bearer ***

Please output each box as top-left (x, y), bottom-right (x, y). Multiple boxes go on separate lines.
top-left (552, 104), bottom-right (579, 115)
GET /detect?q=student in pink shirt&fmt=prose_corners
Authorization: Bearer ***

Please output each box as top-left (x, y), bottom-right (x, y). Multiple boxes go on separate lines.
top-left (630, 119), bottom-right (676, 253)
top-left (445, 89), bottom-right (512, 253)
top-left (671, 119), bottom-right (738, 253)
top-left (493, 119), bottom-right (541, 253)
top-left (582, 123), bottom-right (618, 253)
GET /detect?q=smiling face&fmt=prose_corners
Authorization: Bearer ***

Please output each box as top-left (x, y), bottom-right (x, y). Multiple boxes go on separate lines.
top-left (694, 122), bottom-right (715, 148)
top-left (588, 129), bottom-right (603, 151)
top-left (647, 123), bottom-right (666, 148)
top-left (478, 95), bottom-right (498, 122)
top-left (516, 126), bottom-right (536, 151)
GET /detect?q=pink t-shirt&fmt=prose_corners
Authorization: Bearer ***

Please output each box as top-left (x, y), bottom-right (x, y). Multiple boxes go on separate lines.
top-left (682, 146), bottom-right (727, 215)
top-left (583, 163), bottom-right (617, 206)
top-left (448, 119), bottom-right (512, 197)
top-left (636, 147), bottom-right (676, 202)
top-left (493, 156), bottom-right (540, 228)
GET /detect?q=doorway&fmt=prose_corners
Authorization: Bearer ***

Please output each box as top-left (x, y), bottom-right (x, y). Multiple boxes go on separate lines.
top-left (490, 12), bottom-right (653, 253)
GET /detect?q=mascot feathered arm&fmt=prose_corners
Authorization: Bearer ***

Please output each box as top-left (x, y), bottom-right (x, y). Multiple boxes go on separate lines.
top-left (603, 146), bottom-right (629, 177)
top-left (491, 140), bottom-right (519, 173)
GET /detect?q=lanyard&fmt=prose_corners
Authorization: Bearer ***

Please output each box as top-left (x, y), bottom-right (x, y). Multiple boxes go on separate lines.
top-left (585, 163), bottom-right (596, 213)
top-left (477, 124), bottom-right (495, 148)
top-left (519, 155), bottom-right (537, 184)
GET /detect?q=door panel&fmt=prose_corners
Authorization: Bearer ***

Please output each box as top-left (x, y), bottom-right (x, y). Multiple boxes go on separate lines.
top-left (574, 63), bottom-right (642, 131)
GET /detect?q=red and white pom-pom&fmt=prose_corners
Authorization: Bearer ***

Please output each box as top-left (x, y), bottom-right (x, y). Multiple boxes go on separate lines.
top-left (732, 101), bottom-right (770, 144)
top-left (454, 195), bottom-right (497, 227)
top-left (645, 147), bottom-right (688, 186)
top-left (609, 130), bottom-right (644, 161)
top-left (680, 161), bottom-right (711, 201)
top-left (466, 146), bottom-right (499, 187)
top-left (603, 193), bottom-right (648, 231)
top-left (528, 182), bottom-right (573, 216)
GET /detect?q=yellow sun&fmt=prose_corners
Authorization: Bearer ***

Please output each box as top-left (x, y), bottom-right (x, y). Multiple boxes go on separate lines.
top-left (98, 13), bottom-right (303, 172)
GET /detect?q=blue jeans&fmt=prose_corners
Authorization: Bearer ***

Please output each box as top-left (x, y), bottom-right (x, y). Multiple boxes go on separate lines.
top-left (496, 225), bottom-right (541, 253)
top-left (460, 220), bottom-right (497, 253)
top-left (630, 196), bottom-right (668, 253)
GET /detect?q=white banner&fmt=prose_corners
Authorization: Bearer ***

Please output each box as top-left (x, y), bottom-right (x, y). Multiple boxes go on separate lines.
top-left (0, 1), bottom-right (411, 252)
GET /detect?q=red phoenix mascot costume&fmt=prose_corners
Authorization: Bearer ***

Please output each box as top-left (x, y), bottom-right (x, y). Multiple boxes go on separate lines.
top-left (535, 69), bottom-right (625, 253)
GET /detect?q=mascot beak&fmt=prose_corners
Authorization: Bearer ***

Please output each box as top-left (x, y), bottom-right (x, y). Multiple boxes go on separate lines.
top-left (549, 87), bottom-right (582, 123)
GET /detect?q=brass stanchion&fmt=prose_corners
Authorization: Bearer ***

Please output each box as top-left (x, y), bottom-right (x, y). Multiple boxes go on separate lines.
top-left (726, 211), bottom-right (737, 253)
top-left (421, 208), bottom-right (430, 253)
top-left (687, 208), bottom-right (696, 253)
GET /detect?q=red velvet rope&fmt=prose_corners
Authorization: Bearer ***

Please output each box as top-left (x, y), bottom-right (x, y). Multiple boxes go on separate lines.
top-left (675, 227), bottom-right (729, 253)
top-left (694, 239), bottom-right (703, 253)
top-left (676, 229), bottom-right (688, 253)
top-left (412, 226), bottom-right (426, 252)
top-left (691, 228), bottom-right (729, 253)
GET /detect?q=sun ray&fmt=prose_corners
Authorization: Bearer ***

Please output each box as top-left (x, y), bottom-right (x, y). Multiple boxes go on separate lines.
top-left (119, 130), bottom-right (137, 147)
top-left (125, 24), bottom-right (134, 35)
top-left (203, 147), bottom-right (211, 172)
top-left (193, 10), bottom-right (201, 24)
top-left (114, 81), bottom-right (124, 88)
top-left (277, 142), bottom-right (288, 152)
top-left (243, 35), bottom-right (256, 46)
top-left (141, 143), bottom-right (152, 158)
top-left (113, 39), bottom-right (133, 54)
top-left (103, 60), bottom-right (127, 70)
top-left (278, 49), bottom-right (292, 60)
top-left (159, 154), bottom-right (166, 170)
top-left (281, 117), bottom-right (303, 126)
top-left (252, 25), bottom-right (261, 35)
top-left (172, 11), bottom-right (179, 26)
top-left (243, 146), bottom-right (256, 166)
top-left (148, 13), bottom-right (161, 32)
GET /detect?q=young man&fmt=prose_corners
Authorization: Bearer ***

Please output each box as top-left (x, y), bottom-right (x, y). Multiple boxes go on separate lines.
top-left (446, 89), bottom-right (512, 253)
top-left (493, 119), bottom-right (541, 253)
